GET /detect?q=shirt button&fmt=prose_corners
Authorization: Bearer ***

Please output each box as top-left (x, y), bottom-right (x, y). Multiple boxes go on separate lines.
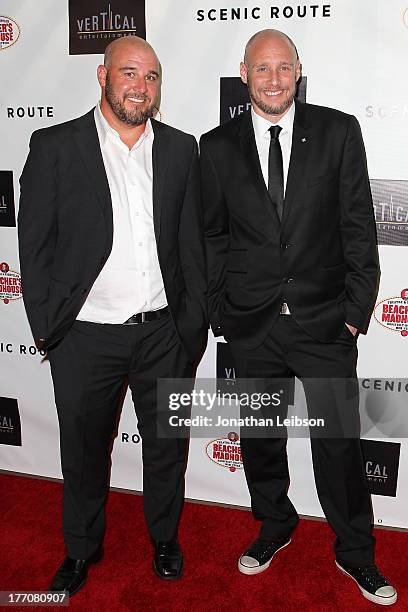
top-left (142, 272), bottom-right (146, 277)
top-left (137, 242), bottom-right (143, 246)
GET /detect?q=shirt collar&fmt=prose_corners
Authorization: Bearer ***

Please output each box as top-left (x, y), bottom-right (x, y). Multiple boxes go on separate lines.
top-left (94, 103), bottom-right (153, 149)
top-left (251, 101), bottom-right (295, 140)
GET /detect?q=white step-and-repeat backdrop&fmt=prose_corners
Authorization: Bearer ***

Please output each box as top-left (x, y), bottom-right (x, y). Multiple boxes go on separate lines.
top-left (1, 0), bottom-right (407, 528)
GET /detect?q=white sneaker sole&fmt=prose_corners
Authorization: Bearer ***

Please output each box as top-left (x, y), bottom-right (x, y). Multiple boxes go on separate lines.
top-left (238, 539), bottom-right (291, 576)
top-left (335, 561), bottom-right (397, 606)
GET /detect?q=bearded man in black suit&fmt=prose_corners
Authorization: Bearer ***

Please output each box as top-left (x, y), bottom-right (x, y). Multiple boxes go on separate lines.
top-left (19, 36), bottom-right (207, 594)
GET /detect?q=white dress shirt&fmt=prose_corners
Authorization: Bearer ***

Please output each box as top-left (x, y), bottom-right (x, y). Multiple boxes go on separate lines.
top-left (252, 103), bottom-right (295, 314)
top-left (251, 102), bottom-right (295, 195)
top-left (77, 104), bottom-right (167, 324)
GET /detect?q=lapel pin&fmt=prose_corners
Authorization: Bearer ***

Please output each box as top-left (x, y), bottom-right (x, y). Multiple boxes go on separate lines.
top-left (301, 137), bottom-right (307, 142)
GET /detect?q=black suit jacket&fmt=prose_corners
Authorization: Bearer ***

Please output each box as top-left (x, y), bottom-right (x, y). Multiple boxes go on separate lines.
top-left (18, 109), bottom-right (207, 360)
top-left (200, 101), bottom-right (380, 348)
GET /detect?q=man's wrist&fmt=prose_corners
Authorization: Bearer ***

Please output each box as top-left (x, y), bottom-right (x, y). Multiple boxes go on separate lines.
top-left (345, 323), bottom-right (358, 337)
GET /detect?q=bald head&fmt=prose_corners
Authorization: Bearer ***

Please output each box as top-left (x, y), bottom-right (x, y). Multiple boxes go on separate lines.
top-left (97, 35), bottom-right (162, 130)
top-left (104, 36), bottom-right (161, 76)
top-left (240, 28), bottom-right (301, 123)
top-left (244, 29), bottom-right (298, 66)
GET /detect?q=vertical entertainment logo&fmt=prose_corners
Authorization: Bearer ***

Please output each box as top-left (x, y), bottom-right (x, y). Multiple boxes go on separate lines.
top-left (371, 179), bottom-right (408, 246)
top-left (361, 439), bottom-right (400, 497)
top-left (0, 171), bottom-right (16, 227)
top-left (0, 397), bottom-right (22, 446)
top-left (216, 342), bottom-right (236, 392)
top-left (69, 0), bottom-right (146, 55)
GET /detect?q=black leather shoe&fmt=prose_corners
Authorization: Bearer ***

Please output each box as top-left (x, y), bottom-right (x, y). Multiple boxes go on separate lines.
top-left (153, 541), bottom-right (183, 580)
top-left (49, 547), bottom-right (103, 596)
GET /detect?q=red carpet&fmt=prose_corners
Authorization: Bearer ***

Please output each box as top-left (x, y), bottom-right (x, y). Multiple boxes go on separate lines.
top-left (1, 473), bottom-right (406, 611)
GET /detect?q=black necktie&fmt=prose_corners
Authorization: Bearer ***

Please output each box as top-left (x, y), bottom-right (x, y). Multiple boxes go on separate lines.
top-left (268, 125), bottom-right (284, 221)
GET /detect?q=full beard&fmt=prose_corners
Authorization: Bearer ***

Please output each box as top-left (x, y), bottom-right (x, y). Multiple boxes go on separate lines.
top-left (250, 86), bottom-right (294, 117)
top-left (105, 75), bottom-right (155, 126)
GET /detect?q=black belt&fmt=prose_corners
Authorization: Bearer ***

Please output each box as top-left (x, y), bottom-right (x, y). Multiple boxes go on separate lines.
top-left (123, 306), bottom-right (169, 325)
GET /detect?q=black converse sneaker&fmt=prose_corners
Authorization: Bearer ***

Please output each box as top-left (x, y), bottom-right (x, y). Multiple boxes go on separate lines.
top-left (336, 561), bottom-right (397, 606)
top-left (238, 537), bottom-right (291, 575)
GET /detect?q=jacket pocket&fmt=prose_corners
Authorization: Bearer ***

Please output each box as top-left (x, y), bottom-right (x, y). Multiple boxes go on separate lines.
top-left (226, 249), bottom-right (247, 287)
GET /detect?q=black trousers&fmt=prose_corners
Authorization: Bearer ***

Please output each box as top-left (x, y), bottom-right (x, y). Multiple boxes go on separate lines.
top-left (48, 313), bottom-right (192, 560)
top-left (230, 315), bottom-right (375, 567)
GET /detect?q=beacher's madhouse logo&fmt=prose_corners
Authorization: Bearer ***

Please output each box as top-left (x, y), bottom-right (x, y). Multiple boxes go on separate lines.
top-left (374, 289), bottom-right (408, 337)
top-left (0, 262), bottom-right (22, 304)
top-left (69, 0), bottom-right (146, 55)
top-left (206, 432), bottom-right (243, 472)
top-left (0, 16), bottom-right (20, 51)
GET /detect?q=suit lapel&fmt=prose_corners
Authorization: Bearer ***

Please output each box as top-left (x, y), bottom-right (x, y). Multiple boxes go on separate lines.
top-left (72, 109), bottom-right (113, 235)
top-left (281, 100), bottom-right (309, 229)
top-left (151, 119), bottom-right (170, 243)
top-left (72, 112), bottom-right (171, 246)
top-left (239, 112), bottom-right (281, 226)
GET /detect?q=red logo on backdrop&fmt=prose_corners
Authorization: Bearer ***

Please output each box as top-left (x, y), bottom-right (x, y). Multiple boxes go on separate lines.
top-left (374, 289), bottom-right (408, 337)
top-left (0, 16), bottom-right (20, 50)
top-left (206, 433), bottom-right (243, 472)
top-left (0, 263), bottom-right (22, 304)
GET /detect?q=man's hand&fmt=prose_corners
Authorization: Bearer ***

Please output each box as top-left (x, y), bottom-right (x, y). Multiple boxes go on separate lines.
top-left (345, 323), bottom-right (358, 337)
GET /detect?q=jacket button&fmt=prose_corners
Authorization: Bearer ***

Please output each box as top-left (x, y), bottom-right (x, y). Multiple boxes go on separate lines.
top-left (283, 277), bottom-right (294, 284)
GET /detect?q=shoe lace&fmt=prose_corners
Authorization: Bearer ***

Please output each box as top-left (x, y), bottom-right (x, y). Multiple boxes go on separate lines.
top-left (360, 565), bottom-right (389, 589)
top-left (248, 538), bottom-right (275, 556)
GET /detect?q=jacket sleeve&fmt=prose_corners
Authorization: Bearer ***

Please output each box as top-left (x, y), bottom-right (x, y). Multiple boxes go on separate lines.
top-left (199, 135), bottom-right (229, 337)
top-left (18, 131), bottom-right (57, 343)
top-left (178, 137), bottom-right (208, 354)
top-left (339, 115), bottom-right (380, 332)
